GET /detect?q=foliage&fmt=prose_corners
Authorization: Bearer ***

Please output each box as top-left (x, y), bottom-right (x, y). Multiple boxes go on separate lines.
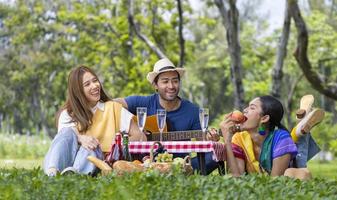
top-left (0, 0), bottom-right (193, 137)
top-left (0, 168), bottom-right (336, 200)
top-left (311, 113), bottom-right (337, 155)
top-left (0, 0), bottom-right (336, 142)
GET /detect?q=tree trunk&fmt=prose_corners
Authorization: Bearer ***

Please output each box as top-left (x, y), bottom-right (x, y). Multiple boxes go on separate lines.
top-left (271, 0), bottom-right (291, 99)
top-left (214, 0), bottom-right (245, 110)
top-left (127, 0), bottom-right (134, 58)
top-left (289, 0), bottom-right (337, 100)
top-left (0, 112), bottom-right (3, 131)
top-left (285, 73), bottom-right (303, 128)
top-left (177, 0), bottom-right (185, 68)
top-left (319, 59), bottom-right (337, 124)
top-left (127, 0), bottom-right (167, 58)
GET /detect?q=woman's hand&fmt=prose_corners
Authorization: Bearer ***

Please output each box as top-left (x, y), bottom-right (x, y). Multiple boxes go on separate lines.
top-left (77, 134), bottom-right (100, 151)
top-left (219, 113), bottom-right (240, 143)
top-left (206, 128), bottom-right (220, 141)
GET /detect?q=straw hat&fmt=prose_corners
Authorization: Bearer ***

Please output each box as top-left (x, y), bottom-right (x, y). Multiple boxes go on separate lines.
top-left (146, 58), bottom-right (185, 84)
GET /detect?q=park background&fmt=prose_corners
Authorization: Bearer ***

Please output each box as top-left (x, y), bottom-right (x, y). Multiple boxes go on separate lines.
top-left (0, 0), bottom-right (336, 199)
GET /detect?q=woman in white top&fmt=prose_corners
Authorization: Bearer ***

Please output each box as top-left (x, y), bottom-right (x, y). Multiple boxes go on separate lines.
top-left (44, 66), bottom-right (145, 176)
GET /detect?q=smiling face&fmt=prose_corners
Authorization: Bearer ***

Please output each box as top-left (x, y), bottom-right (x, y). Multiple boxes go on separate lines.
top-left (82, 71), bottom-right (101, 107)
top-left (241, 98), bottom-right (269, 131)
top-left (154, 71), bottom-right (180, 102)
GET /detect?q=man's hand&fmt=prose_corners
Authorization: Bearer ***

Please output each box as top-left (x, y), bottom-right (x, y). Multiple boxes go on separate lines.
top-left (206, 128), bottom-right (220, 141)
top-left (77, 134), bottom-right (100, 151)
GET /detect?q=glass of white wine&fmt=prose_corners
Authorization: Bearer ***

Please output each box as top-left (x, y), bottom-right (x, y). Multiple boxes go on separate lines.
top-left (156, 109), bottom-right (166, 142)
top-left (137, 107), bottom-right (147, 141)
top-left (199, 108), bottom-right (209, 141)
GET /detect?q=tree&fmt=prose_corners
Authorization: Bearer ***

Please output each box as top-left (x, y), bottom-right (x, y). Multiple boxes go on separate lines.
top-left (270, 0), bottom-right (291, 99)
top-left (214, 0), bottom-right (245, 110)
top-left (289, 0), bottom-right (337, 100)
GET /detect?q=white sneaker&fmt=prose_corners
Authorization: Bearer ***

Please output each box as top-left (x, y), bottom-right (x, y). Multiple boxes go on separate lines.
top-left (61, 167), bottom-right (78, 175)
top-left (46, 168), bottom-right (59, 177)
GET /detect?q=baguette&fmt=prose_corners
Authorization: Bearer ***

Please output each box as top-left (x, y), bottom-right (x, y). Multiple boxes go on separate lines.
top-left (87, 156), bottom-right (112, 176)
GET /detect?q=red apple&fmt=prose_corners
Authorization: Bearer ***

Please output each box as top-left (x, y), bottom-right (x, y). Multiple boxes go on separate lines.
top-left (230, 110), bottom-right (247, 124)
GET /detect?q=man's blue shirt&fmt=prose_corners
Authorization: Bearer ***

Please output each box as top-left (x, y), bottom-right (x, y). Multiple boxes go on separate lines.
top-left (125, 93), bottom-right (201, 131)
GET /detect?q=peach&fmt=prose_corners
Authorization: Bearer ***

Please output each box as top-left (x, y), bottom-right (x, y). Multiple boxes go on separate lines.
top-left (230, 110), bottom-right (247, 124)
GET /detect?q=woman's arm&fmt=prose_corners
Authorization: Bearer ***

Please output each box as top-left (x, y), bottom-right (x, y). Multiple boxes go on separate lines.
top-left (220, 114), bottom-right (245, 176)
top-left (270, 154), bottom-right (291, 176)
top-left (58, 110), bottom-right (100, 150)
top-left (225, 142), bottom-right (245, 176)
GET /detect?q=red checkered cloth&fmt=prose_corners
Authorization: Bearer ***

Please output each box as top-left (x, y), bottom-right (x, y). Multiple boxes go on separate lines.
top-left (129, 141), bottom-right (226, 161)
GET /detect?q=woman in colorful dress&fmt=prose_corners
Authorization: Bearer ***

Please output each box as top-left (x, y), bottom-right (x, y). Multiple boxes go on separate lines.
top-left (219, 96), bottom-right (298, 176)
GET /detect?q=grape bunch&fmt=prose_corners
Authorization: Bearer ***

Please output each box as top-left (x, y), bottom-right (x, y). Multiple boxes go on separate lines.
top-left (155, 152), bottom-right (173, 163)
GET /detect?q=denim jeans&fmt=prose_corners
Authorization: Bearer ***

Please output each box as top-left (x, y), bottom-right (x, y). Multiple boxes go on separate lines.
top-left (191, 152), bottom-right (219, 175)
top-left (43, 127), bottom-right (104, 175)
top-left (295, 133), bottom-right (320, 168)
top-left (171, 152), bottom-right (219, 175)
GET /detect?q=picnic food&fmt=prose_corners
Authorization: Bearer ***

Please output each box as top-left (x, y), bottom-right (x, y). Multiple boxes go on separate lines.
top-left (87, 155), bottom-right (112, 175)
top-left (113, 160), bottom-right (144, 175)
top-left (155, 152), bottom-right (173, 163)
top-left (173, 157), bottom-right (185, 165)
top-left (230, 110), bottom-right (247, 124)
top-left (132, 160), bottom-right (143, 165)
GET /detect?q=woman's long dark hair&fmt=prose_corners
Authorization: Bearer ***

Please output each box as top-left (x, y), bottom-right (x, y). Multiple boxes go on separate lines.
top-left (259, 95), bottom-right (288, 132)
top-left (56, 65), bottom-right (111, 133)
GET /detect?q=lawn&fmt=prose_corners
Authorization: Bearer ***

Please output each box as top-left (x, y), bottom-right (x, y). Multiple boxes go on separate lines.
top-left (0, 168), bottom-right (336, 200)
top-left (307, 159), bottom-right (337, 179)
top-left (0, 132), bottom-right (336, 199)
top-left (0, 159), bottom-right (336, 199)
top-left (1, 158), bottom-right (336, 179)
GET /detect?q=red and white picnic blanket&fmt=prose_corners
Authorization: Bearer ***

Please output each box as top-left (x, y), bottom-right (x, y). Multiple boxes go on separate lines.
top-left (128, 141), bottom-right (226, 161)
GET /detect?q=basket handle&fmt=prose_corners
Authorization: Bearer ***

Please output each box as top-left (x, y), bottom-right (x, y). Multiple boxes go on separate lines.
top-left (184, 155), bottom-right (191, 165)
top-left (150, 141), bottom-right (163, 162)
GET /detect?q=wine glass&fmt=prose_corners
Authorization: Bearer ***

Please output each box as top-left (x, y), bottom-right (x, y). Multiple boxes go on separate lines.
top-left (156, 109), bottom-right (166, 142)
top-left (137, 107), bottom-right (147, 141)
top-left (199, 108), bottom-right (209, 140)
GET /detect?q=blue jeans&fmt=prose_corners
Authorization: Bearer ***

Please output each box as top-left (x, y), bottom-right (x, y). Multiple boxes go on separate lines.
top-left (295, 133), bottom-right (320, 168)
top-left (191, 152), bottom-right (219, 175)
top-left (43, 127), bottom-right (104, 175)
top-left (172, 152), bottom-right (218, 175)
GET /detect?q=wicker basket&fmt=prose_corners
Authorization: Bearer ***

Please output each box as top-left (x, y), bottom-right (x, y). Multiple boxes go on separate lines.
top-left (147, 141), bottom-right (193, 175)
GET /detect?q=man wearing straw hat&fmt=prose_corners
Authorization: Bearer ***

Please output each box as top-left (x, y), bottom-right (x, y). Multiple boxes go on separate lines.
top-left (115, 57), bottom-right (219, 174)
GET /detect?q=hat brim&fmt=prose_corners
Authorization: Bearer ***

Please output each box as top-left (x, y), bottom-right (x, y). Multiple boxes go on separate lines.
top-left (147, 68), bottom-right (185, 84)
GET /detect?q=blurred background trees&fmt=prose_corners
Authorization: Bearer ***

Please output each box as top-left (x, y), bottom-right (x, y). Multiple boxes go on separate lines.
top-left (0, 0), bottom-right (336, 155)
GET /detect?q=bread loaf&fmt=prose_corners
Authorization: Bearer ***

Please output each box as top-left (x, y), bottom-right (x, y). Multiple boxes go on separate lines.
top-left (113, 160), bottom-right (144, 175)
top-left (150, 163), bottom-right (172, 173)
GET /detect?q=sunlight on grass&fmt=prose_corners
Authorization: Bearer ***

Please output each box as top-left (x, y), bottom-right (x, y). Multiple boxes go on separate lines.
top-left (0, 159), bottom-right (43, 169)
top-left (307, 159), bottom-right (337, 179)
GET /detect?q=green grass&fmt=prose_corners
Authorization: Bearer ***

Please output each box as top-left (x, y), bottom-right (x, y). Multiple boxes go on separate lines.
top-left (1, 158), bottom-right (336, 180)
top-left (0, 159), bottom-right (43, 169)
top-left (308, 159), bottom-right (337, 179)
top-left (0, 169), bottom-right (336, 200)
top-left (0, 134), bottom-right (50, 159)
top-left (0, 158), bottom-right (336, 199)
